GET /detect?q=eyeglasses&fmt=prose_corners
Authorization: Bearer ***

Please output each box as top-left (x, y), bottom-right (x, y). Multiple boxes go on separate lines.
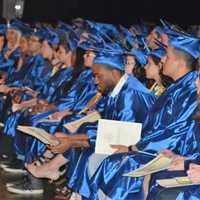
top-left (84, 52), bottom-right (96, 58)
top-left (125, 61), bottom-right (136, 65)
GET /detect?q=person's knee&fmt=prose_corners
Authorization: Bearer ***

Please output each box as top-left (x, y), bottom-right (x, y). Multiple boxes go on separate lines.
top-left (156, 188), bottom-right (181, 200)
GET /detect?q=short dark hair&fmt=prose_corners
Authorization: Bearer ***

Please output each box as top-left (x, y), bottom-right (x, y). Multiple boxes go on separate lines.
top-left (74, 47), bottom-right (85, 68)
top-left (59, 32), bottom-right (70, 53)
top-left (172, 47), bottom-right (198, 70)
top-left (101, 64), bottom-right (124, 76)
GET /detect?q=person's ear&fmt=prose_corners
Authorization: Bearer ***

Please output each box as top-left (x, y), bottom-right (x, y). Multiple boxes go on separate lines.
top-left (111, 69), bottom-right (121, 81)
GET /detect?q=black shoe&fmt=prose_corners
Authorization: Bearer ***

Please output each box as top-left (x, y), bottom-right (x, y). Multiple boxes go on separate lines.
top-left (6, 174), bottom-right (28, 187)
top-left (7, 173), bottom-right (44, 195)
top-left (0, 153), bottom-right (15, 167)
top-left (3, 158), bottom-right (27, 174)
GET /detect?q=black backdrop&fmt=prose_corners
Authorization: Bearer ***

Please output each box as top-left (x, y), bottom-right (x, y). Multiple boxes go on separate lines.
top-left (1, 0), bottom-right (200, 25)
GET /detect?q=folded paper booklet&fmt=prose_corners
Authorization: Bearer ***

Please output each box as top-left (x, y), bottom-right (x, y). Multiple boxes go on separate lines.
top-left (17, 125), bottom-right (59, 146)
top-left (63, 111), bottom-right (101, 132)
top-left (157, 176), bottom-right (200, 188)
top-left (38, 118), bottom-right (60, 123)
top-left (95, 119), bottom-right (142, 155)
top-left (124, 154), bottom-right (173, 177)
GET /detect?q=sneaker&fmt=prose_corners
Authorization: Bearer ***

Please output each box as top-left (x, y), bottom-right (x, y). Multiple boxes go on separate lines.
top-left (0, 154), bottom-right (14, 168)
top-left (6, 174), bottom-right (28, 187)
top-left (7, 173), bottom-right (44, 195)
top-left (3, 158), bottom-right (27, 174)
top-left (54, 186), bottom-right (72, 200)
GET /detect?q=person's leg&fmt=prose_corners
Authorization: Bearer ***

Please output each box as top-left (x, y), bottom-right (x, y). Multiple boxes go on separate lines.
top-left (88, 153), bottom-right (108, 177)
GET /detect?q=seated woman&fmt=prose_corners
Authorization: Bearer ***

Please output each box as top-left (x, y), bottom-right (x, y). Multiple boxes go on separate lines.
top-left (22, 48), bottom-right (100, 172)
top-left (145, 47), bottom-right (173, 96)
top-left (125, 45), bottom-right (173, 95)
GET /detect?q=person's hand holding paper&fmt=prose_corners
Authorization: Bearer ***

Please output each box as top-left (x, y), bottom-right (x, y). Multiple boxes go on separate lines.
top-left (110, 144), bottom-right (129, 153)
top-left (160, 149), bottom-right (186, 171)
top-left (187, 163), bottom-right (200, 183)
top-left (95, 119), bottom-right (142, 155)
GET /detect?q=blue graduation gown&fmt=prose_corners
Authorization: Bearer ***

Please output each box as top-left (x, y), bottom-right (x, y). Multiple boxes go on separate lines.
top-left (2, 55), bottom-right (48, 153)
top-left (39, 66), bottom-right (74, 102)
top-left (55, 68), bottom-right (97, 112)
top-left (13, 67), bottom-right (74, 159)
top-left (0, 47), bottom-right (20, 74)
top-left (21, 55), bottom-right (49, 92)
top-left (0, 47), bottom-right (21, 115)
top-left (147, 122), bottom-right (200, 200)
top-left (66, 74), bottom-right (156, 198)
top-left (88, 71), bottom-right (198, 200)
top-left (17, 68), bottom-right (98, 161)
top-left (6, 55), bottom-right (31, 85)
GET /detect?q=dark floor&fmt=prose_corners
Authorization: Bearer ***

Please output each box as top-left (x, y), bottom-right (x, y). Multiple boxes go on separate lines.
top-left (0, 169), bottom-right (55, 200)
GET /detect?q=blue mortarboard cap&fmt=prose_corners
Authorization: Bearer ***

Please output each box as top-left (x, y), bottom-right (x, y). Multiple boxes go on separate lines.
top-left (87, 20), bottom-right (118, 34)
top-left (103, 42), bottom-right (126, 54)
top-left (148, 48), bottom-right (166, 59)
top-left (58, 21), bottom-right (74, 33)
top-left (10, 19), bottom-right (32, 36)
top-left (7, 22), bottom-right (21, 32)
top-left (92, 35), bottom-right (126, 71)
top-left (126, 48), bottom-right (148, 65)
top-left (169, 34), bottom-right (200, 59)
top-left (56, 28), bottom-right (79, 51)
top-left (79, 27), bottom-right (126, 54)
top-left (118, 25), bottom-right (138, 48)
top-left (86, 20), bottom-right (120, 44)
top-left (131, 24), bottom-right (149, 37)
top-left (160, 19), bottom-right (187, 38)
top-left (56, 28), bottom-right (66, 39)
top-left (78, 41), bottom-right (96, 51)
top-left (147, 39), bottom-right (167, 59)
top-left (93, 52), bottom-right (125, 71)
top-left (154, 26), bottom-right (165, 35)
top-left (58, 22), bottom-right (80, 51)
top-left (78, 32), bottom-right (105, 51)
top-left (45, 28), bottom-right (60, 46)
top-left (31, 28), bottom-right (46, 40)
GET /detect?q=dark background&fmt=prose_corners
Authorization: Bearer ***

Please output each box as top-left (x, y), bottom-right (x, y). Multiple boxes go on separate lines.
top-left (1, 0), bottom-right (200, 25)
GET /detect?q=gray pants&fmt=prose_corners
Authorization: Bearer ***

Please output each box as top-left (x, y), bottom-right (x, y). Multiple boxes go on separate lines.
top-left (156, 188), bottom-right (183, 200)
top-left (88, 153), bottom-right (110, 200)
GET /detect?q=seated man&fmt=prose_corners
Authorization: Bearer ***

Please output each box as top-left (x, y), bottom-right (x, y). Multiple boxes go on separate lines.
top-left (37, 48), bottom-right (156, 199)
top-left (147, 68), bottom-right (200, 200)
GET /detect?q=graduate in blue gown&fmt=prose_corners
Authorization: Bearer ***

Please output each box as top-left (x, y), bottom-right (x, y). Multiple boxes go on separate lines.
top-left (6, 25), bottom-right (32, 85)
top-left (0, 23), bottom-right (21, 75)
top-left (47, 45), bottom-right (155, 196)
top-left (86, 31), bottom-right (200, 200)
top-left (147, 71), bottom-right (200, 200)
